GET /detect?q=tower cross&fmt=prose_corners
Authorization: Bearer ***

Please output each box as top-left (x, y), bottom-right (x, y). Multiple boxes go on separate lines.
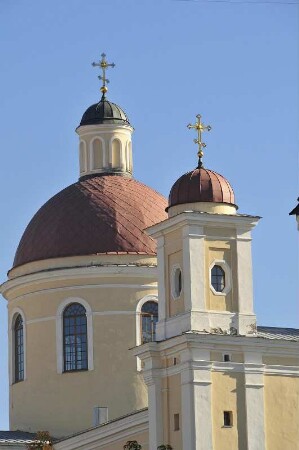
top-left (92, 53), bottom-right (115, 96)
top-left (187, 114), bottom-right (212, 168)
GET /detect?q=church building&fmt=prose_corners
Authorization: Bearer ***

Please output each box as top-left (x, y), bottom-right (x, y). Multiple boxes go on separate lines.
top-left (1, 54), bottom-right (298, 450)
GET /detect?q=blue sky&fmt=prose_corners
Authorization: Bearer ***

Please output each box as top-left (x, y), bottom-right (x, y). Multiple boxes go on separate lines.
top-left (0, 0), bottom-right (298, 430)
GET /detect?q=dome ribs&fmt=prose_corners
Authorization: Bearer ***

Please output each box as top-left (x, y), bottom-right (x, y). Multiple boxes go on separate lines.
top-left (168, 167), bottom-right (235, 209)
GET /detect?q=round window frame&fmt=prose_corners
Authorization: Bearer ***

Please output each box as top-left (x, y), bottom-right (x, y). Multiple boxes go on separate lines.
top-left (209, 260), bottom-right (232, 296)
top-left (171, 264), bottom-right (183, 300)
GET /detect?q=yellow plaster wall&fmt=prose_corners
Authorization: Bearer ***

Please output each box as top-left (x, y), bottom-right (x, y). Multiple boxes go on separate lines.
top-left (8, 280), bottom-right (155, 437)
top-left (205, 240), bottom-right (237, 312)
top-left (264, 375), bottom-right (299, 449)
top-left (211, 372), bottom-right (247, 450)
top-left (263, 356), bottom-right (299, 366)
top-left (163, 230), bottom-right (183, 320)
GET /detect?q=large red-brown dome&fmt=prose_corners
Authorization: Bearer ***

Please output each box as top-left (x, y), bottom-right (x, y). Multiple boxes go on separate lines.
top-left (13, 176), bottom-right (167, 268)
top-left (168, 167), bottom-right (236, 209)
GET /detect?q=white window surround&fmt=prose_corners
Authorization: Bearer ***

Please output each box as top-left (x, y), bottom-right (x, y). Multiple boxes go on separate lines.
top-left (135, 294), bottom-right (158, 371)
top-left (209, 259), bottom-right (232, 296)
top-left (9, 307), bottom-right (26, 385)
top-left (56, 297), bottom-right (94, 374)
top-left (171, 264), bottom-right (183, 300)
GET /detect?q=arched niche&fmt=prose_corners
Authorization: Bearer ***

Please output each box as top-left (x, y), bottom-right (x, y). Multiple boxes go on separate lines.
top-left (111, 138), bottom-right (122, 169)
top-left (92, 138), bottom-right (104, 170)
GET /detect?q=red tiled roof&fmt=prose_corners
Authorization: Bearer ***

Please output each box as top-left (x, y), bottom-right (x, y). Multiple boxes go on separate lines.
top-left (13, 176), bottom-right (167, 268)
top-left (168, 168), bottom-right (236, 209)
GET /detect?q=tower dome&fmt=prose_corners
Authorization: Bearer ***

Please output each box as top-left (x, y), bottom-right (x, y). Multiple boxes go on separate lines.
top-left (79, 97), bottom-right (130, 126)
top-left (168, 167), bottom-right (236, 208)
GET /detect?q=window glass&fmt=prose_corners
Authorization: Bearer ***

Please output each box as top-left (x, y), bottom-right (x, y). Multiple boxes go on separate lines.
top-left (223, 411), bottom-right (233, 427)
top-left (211, 265), bottom-right (225, 292)
top-left (63, 303), bottom-right (88, 372)
top-left (173, 267), bottom-right (182, 298)
top-left (14, 314), bottom-right (24, 382)
top-left (141, 301), bottom-right (158, 344)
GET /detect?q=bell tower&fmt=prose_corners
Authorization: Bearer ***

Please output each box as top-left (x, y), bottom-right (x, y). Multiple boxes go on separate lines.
top-left (147, 114), bottom-right (260, 339)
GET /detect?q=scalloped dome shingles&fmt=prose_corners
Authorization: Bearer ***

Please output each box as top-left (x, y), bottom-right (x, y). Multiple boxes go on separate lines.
top-left (168, 167), bottom-right (236, 209)
top-left (13, 176), bottom-right (167, 268)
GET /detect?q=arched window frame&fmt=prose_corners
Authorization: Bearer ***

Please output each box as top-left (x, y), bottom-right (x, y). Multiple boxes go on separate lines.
top-left (136, 295), bottom-right (158, 371)
top-left (56, 298), bottom-right (93, 374)
top-left (10, 308), bottom-right (26, 385)
top-left (209, 260), bottom-right (232, 296)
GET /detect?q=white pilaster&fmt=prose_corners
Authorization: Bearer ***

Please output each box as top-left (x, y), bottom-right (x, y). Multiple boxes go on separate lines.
top-left (244, 352), bottom-right (265, 450)
top-left (155, 236), bottom-right (166, 341)
top-left (182, 225), bottom-right (205, 312)
top-left (181, 357), bottom-right (213, 450)
top-left (147, 374), bottom-right (164, 449)
top-left (236, 228), bottom-right (254, 315)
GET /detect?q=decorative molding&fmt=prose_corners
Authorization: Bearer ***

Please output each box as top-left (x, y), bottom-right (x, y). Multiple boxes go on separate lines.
top-left (2, 266), bottom-right (158, 300)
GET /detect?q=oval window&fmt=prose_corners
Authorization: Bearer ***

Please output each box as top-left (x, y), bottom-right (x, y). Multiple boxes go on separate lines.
top-left (211, 265), bottom-right (225, 292)
top-left (173, 267), bottom-right (182, 298)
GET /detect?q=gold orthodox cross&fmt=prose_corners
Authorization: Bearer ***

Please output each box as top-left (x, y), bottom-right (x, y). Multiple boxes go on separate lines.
top-left (187, 114), bottom-right (211, 168)
top-left (92, 53), bottom-right (115, 96)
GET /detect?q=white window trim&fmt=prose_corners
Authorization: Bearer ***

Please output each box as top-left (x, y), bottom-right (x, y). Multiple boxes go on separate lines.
top-left (56, 297), bottom-right (94, 374)
top-left (9, 307), bottom-right (26, 385)
top-left (209, 259), bottom-right (232, 296)
top-left (136, 295), bottom-right (158, 371)
top-left (171, 264), bottom-right (183, 300)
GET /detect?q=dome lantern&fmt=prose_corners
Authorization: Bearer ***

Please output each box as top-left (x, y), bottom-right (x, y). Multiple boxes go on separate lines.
top-left (76, 53), bottom-right (134, 180)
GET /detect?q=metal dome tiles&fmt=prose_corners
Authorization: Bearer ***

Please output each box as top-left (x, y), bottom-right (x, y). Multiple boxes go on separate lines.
top-left (168, 167), bottom-right (235, 209)
top-left (80, 98), bottom-right (130, 126)
top-left (13, 176), bottom-right (167, 267)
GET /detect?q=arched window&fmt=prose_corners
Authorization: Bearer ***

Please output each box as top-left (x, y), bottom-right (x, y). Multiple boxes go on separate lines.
top-left (141, 301), bottom-right (158, 344)
top-left (14, 314), bottom-right (24, 382)
top-left (211, 265), bottom-right (225, 292)
top-left (63, 303), bottom-right (88, 372)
